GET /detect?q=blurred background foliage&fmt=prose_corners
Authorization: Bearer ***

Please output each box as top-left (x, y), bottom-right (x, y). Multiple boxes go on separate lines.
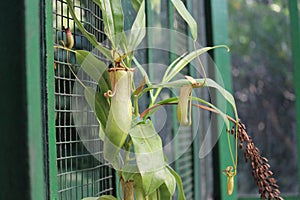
top-left (228, 0), bottom-right (298, 196)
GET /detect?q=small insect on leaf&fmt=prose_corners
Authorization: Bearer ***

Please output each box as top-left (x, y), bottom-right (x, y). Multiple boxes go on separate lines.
top-left (222, 166), bottom-right (236, 196)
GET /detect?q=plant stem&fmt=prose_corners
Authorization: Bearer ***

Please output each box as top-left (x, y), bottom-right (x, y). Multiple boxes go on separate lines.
top-left (121, 178), bottom-right (134, 200)
top-left (134, 95), bottom-right (139, 116)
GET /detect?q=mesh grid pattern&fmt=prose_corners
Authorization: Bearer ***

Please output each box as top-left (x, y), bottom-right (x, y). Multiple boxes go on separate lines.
top-left (53, 0), bottom-right (115, 199)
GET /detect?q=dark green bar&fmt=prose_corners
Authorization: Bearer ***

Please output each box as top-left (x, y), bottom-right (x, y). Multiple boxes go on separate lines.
top-left (42, 0), bottom-right (59, 198)
top-left (0, 0), bottom-right (46, 199)
top-left (209, 0), bottom-right (237, 199)
top-left (288, 0), bottom-right (300, 196)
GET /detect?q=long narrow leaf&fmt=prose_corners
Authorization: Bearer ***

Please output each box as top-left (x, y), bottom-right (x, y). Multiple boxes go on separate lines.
top-left (94, 0), bottom-right (126, 49)
top-left (162, 52), bottom-right (188, 83)
top-left (165, 45), bottom-right (229, 82)
top-left (149, 77), bottom-right (237, 121)
top-left (150, 78), bottom-right (204, 89)
top-left (192, 96), bottom-right (230, 130)
top-left (131, 0), bottom-right (143, 11)
top-left (84, 87), bottom-right (109, 129)
top-left (66, 0), bottom-right (112, 60)
top-left (128, 0), bottom-right (146, 50)
top-left (204, 78), bottom-right (236, 113)
top-left (166, 165), bottom-right (185, 200)
top-left (171, 0), bottom-right (197, 41)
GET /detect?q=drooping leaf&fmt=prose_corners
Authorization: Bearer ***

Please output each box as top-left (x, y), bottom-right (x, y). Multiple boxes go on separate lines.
top-left (166, 165), bottom-right (186, 200)
top-left (66, 0), bottom-right (113, 60)
top-left (164, 45), bottom-right (229, 82)
top-left (75, 50), bottom-right (111, 93)
top-left (149, 77), bottom-right (237, 123)
top-left (130, 122), bottom-right (167, 195)
top-left (171, 0), bottom-right (197, 41)
top-left (84, 87), bottom-right (109, 129)
top-left (158, 184), bottom-right (172, 200)
top-left (204, 78), bottom-right (237, 115)
top-left (132, 173), bottom-right (146, 199)
top-left (162, 167), bottom-right (176, 195)
top-left (128, 0), bottom-right (146, 51)
top-left (192, 96), bottom-right (230, 131)
top-left (142, 166), bottom-right (175, 198)
top-left (141, 168), bottom-right (166, 196)
top-left (150, 78), bottom-right (204, 89)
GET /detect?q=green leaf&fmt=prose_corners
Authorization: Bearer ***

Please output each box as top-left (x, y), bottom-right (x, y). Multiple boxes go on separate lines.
top-left (130, 122), bottom-right (167, 195)
top-left (130, 122), bottom-right (165, 172)
top-left (150, 78), bottom-right (204, 89)
top-left (171, 0), bottom-right (197, 41)
top-left (122, 164), bottom-right (139, 182)
top-left (164, 45), bottom-right (229, 82)
top-left (128, 0), bottom-right (146, 51)
top-left (162, 52), bottom-right (187, 82)
top-left (204, 78), bottom-right (236, 113)
top-left (84, 87), bottom-right (109, 129)
top-left (132, 173), bottom-right (146, 199)
top-left (94, 0), bottom-right (126, 48)
top-left (82, 196), bottom-right (117, 200)
top-left (192, 96), bottom-right (230, 131)
top-left (66, 0), bottom-right (112, 60)
top-left (75, 50), bottom-right (111, 93)
top-left (204, 78), bottom-right (239, 135)
top-left (131, 0), bottom-right (143, 11)
top-left (166, 165), bottom-right (186, 200)
top-left (158, 184), bottom-right (172, 200)
top-left (133, 57), bottom-right (153, 100)
top-left (98, 196), bottom-right (117, 200)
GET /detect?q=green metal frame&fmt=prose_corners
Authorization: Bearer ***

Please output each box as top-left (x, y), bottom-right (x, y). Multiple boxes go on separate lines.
top-left (289, 1), bottom-right (300, 198)
top-left (208, 0), bottom-right (237, 199)
top-left (43, 0), bottom-right (59, 199)
top-left (0, 0), bottom-right (46, 199)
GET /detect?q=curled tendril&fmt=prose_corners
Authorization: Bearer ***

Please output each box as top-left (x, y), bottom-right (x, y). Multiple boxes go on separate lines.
top-left (104, 90), bottom-right (115, 98)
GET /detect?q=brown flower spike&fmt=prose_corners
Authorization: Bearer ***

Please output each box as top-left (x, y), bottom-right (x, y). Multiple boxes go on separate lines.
top-left (230, 121), bottom-right (284, 200)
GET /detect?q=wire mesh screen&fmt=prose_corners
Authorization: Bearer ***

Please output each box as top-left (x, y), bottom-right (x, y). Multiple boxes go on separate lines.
top-left (52, 0), bottom-right (116, 199)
